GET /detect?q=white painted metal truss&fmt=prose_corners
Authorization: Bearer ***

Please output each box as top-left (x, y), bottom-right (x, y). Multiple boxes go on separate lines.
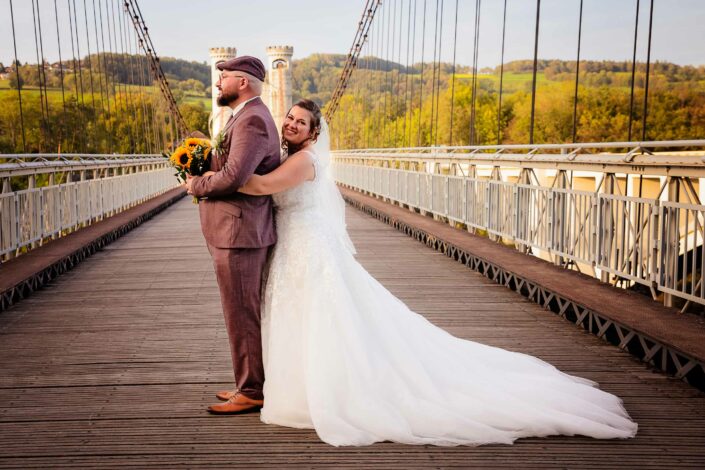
top-left (333, 141), bottom-right (705, 309)
top-left (1, 155), bottom-right (178, 260)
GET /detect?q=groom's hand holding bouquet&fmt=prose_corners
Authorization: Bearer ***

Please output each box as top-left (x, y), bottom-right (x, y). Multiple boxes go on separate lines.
top-left (165, 132), bottom-right (214, 203)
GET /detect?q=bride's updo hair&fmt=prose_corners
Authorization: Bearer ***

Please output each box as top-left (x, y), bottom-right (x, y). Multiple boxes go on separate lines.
top-left (281, 99), bottom-right (322, 156)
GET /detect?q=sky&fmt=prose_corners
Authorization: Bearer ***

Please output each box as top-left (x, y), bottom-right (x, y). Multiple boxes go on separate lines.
top-left (2, 0), bottom-right (705, 70)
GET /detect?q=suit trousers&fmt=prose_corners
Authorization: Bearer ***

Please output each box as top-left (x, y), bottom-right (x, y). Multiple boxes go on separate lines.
top-left (208, 244), bottom-right (269, 401)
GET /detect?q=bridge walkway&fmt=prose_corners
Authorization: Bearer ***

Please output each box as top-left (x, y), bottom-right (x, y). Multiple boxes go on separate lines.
top-left (0, 198), bottom-right (704, 468)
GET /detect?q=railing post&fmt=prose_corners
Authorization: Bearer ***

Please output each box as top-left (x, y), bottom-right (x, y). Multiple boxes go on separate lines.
top-left (516, 168), bottom-right (532, 254)
top-left (445, 173), bottom-right (450, 222)
top-left (599, 174), bottom-right (616, 283)
top-left (554, 170), bottom-right (569, 266)
top-left (46, 174), bottom-right (55, 241)
top-left (12, 195), bottom-right (19, 260)
top-left (466, 165), bottom-right (477, 234)
top-left (416, 163), bottom-right (421, 213)
top-left (489, 167), bottom-right (502, 242)
top-left (663, 177), bottom-right (681, 307)
top-left (462, 176), bottom-right (468, 226)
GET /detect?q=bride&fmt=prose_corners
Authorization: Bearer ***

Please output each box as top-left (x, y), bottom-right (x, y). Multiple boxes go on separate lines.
top-left (235, 99), bottom-right (637, 446)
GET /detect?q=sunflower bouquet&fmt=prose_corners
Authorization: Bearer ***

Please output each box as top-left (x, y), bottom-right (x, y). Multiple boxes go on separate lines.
top-left (163, 137), bottom-right (212, 202)
top-left (164, 137), bottom-right (212, 182)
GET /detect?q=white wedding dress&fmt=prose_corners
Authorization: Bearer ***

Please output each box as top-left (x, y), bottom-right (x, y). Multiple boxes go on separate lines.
top-left (259, 131), bottom-right (637, 447)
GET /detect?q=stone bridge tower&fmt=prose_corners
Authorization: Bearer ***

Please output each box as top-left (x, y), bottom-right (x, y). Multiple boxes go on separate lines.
top-left (264, 46), bottom-right (294, 136)
top-left (208, 47), bottom-right (237, 137)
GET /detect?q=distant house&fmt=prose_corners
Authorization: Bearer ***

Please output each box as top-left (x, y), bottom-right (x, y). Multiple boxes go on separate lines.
top-left (50, 62), bottom-right (73, 72)
top-left (0, 66), bottom-right (13, 80)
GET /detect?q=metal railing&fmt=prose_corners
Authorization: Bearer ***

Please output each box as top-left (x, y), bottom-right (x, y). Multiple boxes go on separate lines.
top-left (1, 154), bottom-right (177, 261)
top-left (333, 141), bottom-right (705, 309)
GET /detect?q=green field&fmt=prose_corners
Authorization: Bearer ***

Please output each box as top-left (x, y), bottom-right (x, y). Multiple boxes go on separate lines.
top-left (183, 95), bottom-right (210, 108)
top-left (451, 72), bottom-right (547, 93)
top-left (0, 82), bottom-right (213, 111)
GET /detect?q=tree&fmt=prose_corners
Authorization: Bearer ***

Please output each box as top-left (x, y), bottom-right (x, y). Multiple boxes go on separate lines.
top-left (180, 102), bottom-right (209, 136)
top-left (8, 71), bottom-right (23, 90)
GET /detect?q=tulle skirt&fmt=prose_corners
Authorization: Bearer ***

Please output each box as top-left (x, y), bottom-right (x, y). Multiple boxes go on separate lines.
top-left (259, 211), bottom-right (637, 446)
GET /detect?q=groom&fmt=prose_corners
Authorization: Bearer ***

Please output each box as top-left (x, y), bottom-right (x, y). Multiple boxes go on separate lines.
top-left (185, 56), bottom-right (280, 414)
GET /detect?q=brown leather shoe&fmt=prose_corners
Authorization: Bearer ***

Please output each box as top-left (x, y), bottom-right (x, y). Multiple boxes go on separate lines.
top-left (208, 392), bottom-right (264, 414)
top-left (215, 389), bottom-right (239, 401)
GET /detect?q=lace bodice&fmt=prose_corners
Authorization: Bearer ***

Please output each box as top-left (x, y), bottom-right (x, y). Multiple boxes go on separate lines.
top-left (272, 150), bottom-right (323, 214)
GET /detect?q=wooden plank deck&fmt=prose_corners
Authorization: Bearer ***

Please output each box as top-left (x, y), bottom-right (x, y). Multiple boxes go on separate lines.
top-left (1, 198), bottom-right (704, 468)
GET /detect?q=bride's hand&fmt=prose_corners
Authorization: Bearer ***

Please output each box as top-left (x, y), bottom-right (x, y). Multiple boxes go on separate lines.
top-left (202, 171), bottom-right (216, 177)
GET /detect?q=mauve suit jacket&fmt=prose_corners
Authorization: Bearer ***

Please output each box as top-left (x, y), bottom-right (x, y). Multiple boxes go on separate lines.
top-left (190, 97), bottom-right (280, 249)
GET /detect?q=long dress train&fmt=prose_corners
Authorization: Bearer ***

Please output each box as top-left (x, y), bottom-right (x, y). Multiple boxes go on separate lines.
top-left (259, 150), bottom-right (637, 447)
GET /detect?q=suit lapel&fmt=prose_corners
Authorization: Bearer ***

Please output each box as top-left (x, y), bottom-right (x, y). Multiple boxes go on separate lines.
top-left (219, 97), bottom-right (263, 166)
top-left (231, 96), bottom-right (262, 124)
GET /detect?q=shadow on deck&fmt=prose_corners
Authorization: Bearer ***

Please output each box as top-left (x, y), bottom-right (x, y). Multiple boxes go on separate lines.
top-left (1, 198), bottom-right (704, 468)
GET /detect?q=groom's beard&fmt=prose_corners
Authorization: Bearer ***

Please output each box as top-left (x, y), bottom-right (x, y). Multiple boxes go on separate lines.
top-left (217, 90), bottom-right (239, 107)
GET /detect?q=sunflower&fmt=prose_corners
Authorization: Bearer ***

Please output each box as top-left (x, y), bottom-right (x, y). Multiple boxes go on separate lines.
top-left (184, 137), bottom-right (210, 150)
top-left (170, 146), bottom-right (192, 169)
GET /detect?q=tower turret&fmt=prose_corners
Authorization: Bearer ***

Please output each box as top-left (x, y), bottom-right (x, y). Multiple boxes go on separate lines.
top-left (265, 46), bottom-right (294, 135)
top-left (209, 47), bottom-right (237, 137)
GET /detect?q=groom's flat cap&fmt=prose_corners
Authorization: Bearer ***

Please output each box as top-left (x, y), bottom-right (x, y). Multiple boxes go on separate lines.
top-left (216, 56), bottom-right (266, 82)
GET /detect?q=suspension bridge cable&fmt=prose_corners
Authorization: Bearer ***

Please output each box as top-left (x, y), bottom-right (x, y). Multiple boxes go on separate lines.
top-left (134, 31), bottom-right (153, 152)
top-left (402, 0), bottom-right (411, 146)
top-left (469, 0), bottom-right (481, 145)
top-left (408, 0), bottom-right (417, 147)
top-left (108, 0), bottom-right (131, 148)
top-left (91, 0), bottom-right (108, 116)
top-left (384, 0), bottom-right (392, 146)
top-left (82, 0), bottom-right (97, 113)
top-left (54, 0), bottom-right (73, 151)
top-left (433, 0), bottom-right (444, 146)
top-left (378, 0), bottom-right (389, 147)
top-left (30, 0), bottom-right (44, 120)
top-left (129, 7), bottom-right (147, 151)
top-left (53, 0), bottom-right (67, 113)
top-left (114, 0), bottom-right (130, 148)
top-left (529, 0), bottom-right (541, 145)
top-left (642, 0), bottom-right (654, 141)
top-left (107, 0), bottom-right (120, 110)
top-left (363, 28), bottom-right (370, 149)
top-left (572, 0), bottom-right (583, 143)
top-left (376, 4), bottom-right (384, 147)
top-left (496, 0), bottom-right (507, 145)
top-left (126, 0), bottom-right (189, 135)
top-left (394, 0), bottom-right (404, 146)
top-left (66, 0), bottom-right (84, 152)
top-left (417, 0), bottom-right (427, 147)
top-left (116, 0), bottom-right (136, 151)
top-left (31, 0), bottom-right (48, 150)
top-left (98, 0), bottom-right (116, 148)
top-left (375, 0), bottom-right (386, 147)
top-left (35, 0), bottom-right (51, 121)
top-left (67, 0), bottom-right (85, 107)
top-left (628, 0), bottom-right (640, 142)
top-left (430, 0), bottom-right (439, 145)
top-left (106, 0), bottom-right (121, 106)
top-left (324, 0), bottom-right (380, 127)
top-left (8, 0), bottom-right (27, 152)
top-left (448, 0), bottom-right (458, 145)
top-left (129, 23), bottom-right (149, 152)
top-left (368, 27), bottom-right (374, 148)
top-left (96, 0), bottom-right (112, 119)
top-left (145, 50), bottom-right (159, 152)
top-left (402, 0), bottom-right (412, 147)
